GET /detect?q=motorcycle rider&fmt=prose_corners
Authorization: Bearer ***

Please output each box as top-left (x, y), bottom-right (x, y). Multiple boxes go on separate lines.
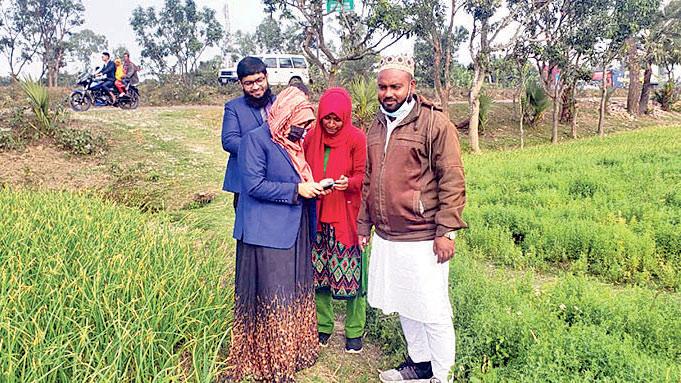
top-left (122, 52), bottom-right (140, 87)
top-left (93, 52), bottom-right (117, 103)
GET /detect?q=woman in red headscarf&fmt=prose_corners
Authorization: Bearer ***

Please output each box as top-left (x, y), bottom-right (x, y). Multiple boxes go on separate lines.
top-left (304, 87), bottom-right (367, 353)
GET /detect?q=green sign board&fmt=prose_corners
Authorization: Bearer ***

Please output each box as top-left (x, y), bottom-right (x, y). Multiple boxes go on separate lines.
top-left (326, 0), bottom-right (355, 12)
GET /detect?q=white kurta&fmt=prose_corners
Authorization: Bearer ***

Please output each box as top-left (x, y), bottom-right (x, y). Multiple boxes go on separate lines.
top-left (367, 233), bottom-right (453, 324)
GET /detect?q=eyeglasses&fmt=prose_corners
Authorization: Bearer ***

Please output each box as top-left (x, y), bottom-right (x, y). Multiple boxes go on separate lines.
top-left (241, 76), bottom-right (267, 89)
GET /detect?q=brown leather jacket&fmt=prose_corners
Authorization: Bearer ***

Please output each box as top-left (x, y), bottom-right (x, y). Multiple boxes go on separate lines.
top-left (357, 94), bottom-right (467, 241)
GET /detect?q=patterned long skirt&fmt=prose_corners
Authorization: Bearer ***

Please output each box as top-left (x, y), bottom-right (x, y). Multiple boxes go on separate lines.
top-left (312, 223), bottom-right (363, 299)
top-left (227, 206), bottom-right (319, 382)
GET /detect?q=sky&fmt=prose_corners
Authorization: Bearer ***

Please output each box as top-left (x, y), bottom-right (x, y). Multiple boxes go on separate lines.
top-left (0, 0), bottom-right (477, 78)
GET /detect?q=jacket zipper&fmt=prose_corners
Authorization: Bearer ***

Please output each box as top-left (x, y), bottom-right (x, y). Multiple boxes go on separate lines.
top-left (378, 120), bottom-right (398, 226)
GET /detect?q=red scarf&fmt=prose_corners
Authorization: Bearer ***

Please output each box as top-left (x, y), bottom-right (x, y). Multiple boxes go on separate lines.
top-left (304, 87), bottom-right (362, 246)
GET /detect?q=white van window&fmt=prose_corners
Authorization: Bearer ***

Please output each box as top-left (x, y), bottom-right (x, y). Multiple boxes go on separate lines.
top-left (279, 58), bottom-right (293, 68)
top-left (292, 58), bottom-right (307, 69)
top-left (262, 58), bottom-right (277, 68)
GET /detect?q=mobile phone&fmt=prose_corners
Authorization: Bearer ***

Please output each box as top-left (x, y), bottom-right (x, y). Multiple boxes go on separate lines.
top-left (320, 178), bottom-right (335, 190)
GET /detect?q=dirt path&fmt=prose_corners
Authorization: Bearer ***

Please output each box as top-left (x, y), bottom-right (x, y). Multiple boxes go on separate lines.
top-left (297, 317), bottom-right (384, 383)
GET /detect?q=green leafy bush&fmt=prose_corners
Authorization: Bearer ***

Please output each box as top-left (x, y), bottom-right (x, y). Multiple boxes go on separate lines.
top-left (1, 80), bottom-right (106, 155)
top-left (522, 81), bottom-right (550, 128)
top-left (53, 126), bottom-right (107, 155)
top-left (367, 256), bottom-right (681, 382)
top-left (348, 76), bottom-right (379, 130)
top-left (478, 92), bottom-right (493, 134)
top-left (654, 81), bottom-right (680, 111)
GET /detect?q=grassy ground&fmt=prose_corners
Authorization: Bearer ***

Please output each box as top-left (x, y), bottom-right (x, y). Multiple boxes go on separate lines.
top-left (1, 103), bottom-right (680, 381)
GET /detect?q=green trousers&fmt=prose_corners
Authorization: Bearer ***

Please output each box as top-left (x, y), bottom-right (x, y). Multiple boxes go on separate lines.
top-left (315, 289), bottom-right (366, 339)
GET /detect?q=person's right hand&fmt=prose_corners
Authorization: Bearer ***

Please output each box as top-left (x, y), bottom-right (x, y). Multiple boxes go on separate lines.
top-left (359, 235), bottom-right (370, 252)
top-left (298, 182), bottom-right (323, 198)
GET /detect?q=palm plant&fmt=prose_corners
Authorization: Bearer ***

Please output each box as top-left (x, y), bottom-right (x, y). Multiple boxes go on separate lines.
top-left (522, 81), bottom-right (551, 128)
top-left (19, 78), bottom-right (52, 135)
top-left (348, 77), bottom-right (379, 131)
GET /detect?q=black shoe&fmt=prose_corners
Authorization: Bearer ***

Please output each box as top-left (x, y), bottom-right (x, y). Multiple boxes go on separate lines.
top-left (379, 357), bottom-right (433, 382)
top-left (318, 332), bottom-right (331, 347)
top-left (345, 336), bottom-right (363, 354)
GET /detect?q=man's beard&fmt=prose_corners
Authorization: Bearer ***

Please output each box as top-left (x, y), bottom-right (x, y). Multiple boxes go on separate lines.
top-left (244, 87), bottom-right (273, 109)
top-left (381, 94), bottom-right (411, 113)
top-left (380, 98), bottom-right (404, 113)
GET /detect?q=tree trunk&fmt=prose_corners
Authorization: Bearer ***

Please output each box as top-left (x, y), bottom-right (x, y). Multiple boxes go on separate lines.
top-left (440, 0), bottom-right (455, 109)
top-left (551, 82), bottom-right (562, 144)
top-left (327, 64), bottom-right (339, 87)
top-left (571, 94), bottom-right (578, 139)
top-left (47, 65), bottom-right (56, 87)
top-left (626, 36), bottom-right (641, 116)
top-left (560, 82), bottom-right (575, 125)
top-left (597, 67), bottom-right (607, 137)
top-left (639, 59), bottom-right (653, 115)
top-left (432, 33), bottom-right (444, 107)
top-left (468, 67), bottom-right (484, 154)
top-left (519, 82), bottom-right (525, 149)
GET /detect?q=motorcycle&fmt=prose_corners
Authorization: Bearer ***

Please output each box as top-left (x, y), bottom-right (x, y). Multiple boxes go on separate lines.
top-left (69, 71), bottom-right (140, 112)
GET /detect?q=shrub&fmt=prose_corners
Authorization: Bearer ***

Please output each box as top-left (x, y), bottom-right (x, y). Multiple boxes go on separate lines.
top-left (522, 81), bottom-right (550, 128)
top-left (19, 78), bottom-right (52, 134)
top-left (139, 77), bottom-right (242, 106)
top-left (1, 80), bottom-right (106, 155)
top-left (348, 76), bottom-right (379, 130)
top-left (654, 81), bottom-right (680, 111)
top-left (53, 126), bottom-right (107, 155)
top-left (478, 92), bottom-right (493, 134)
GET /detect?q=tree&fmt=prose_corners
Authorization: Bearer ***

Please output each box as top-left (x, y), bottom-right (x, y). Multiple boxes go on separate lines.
top-left (255, 16), bottom-right (285, 53)
top-left (464, 0), bottom-right (540, 153)
top-left (508, 41), bottom-right (531, 148)
top-left (230, 30), bottom-right (258, 57)
top-left (638, 0), bottom-right (681, 114)
top-left (0, 0), bottom-right (43, 80)
top-left (525, 0), bottom-right (609, 143)
top-left (411, 0), bottom-right (468, 107)
top-left (130, 0), bottom-right (223, 83)
top-left (231, 18), bottom-right (304, 56)
top-left (264, 0), bottom-right (414, 85)
top-left (617, 0), bottom-right (661, 115)
top-left (67, 29), bottom-right (107, 72)
top-left (13, 0), bottom-right (86, 87)
top-left (40, 0), bottom-right (85, 87)
top-left (111, 46), bottom-right (130, 61)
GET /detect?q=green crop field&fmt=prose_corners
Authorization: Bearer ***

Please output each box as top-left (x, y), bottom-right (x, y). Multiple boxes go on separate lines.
top-left (0, 191), bottom-right (232, 382)
top-left (462, 126), bottom-right (681, 289)
top-left (1, 116), bottom-right (680, 381)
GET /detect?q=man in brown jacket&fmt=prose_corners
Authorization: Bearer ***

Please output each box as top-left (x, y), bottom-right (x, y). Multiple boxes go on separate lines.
top-left (358, 55), bottom-right (466, 383)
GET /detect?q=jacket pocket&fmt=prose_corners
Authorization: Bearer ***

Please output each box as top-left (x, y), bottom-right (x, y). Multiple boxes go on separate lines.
top-left (412, 190), bottom-right (425, 218)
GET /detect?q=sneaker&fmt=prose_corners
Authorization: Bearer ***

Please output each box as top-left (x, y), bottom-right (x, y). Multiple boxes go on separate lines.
top-left (379, 357), bottom-right (433, 382)
top-left (318, 332), bottom-right (331, 347)
top-left (345, 336), bottom-right (363, 354)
